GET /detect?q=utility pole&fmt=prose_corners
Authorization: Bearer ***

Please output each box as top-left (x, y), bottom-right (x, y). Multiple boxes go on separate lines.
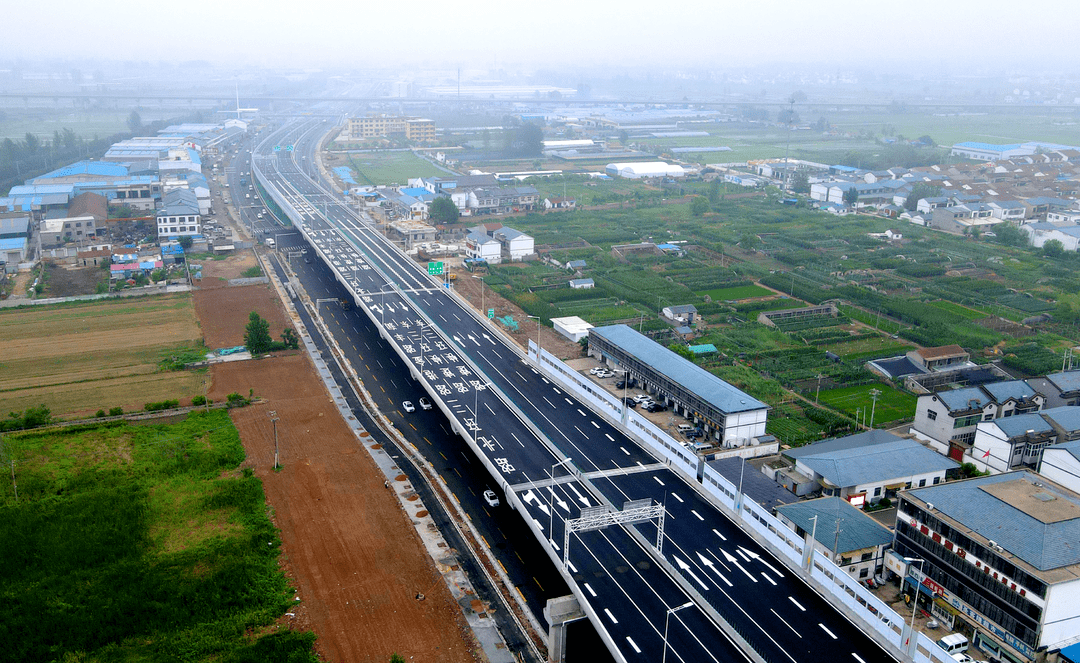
top-left (868, 389), bottom-right (882, 429)
top-left (269, 410), bottom-right (280, 469)
top-left (816, 374), bottom-right (824, 404)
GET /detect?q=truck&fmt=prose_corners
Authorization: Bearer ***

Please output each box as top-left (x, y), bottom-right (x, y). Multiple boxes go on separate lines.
top-left (265, 238), bottom-right (276, 248)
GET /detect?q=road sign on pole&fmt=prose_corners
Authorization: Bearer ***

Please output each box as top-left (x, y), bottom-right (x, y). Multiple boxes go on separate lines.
top-left (427, 261), bottom-right (444, 276)
top-left (488, 308), bottom-right (495, 319)
top-left (273, 145), bottom-right (281, 152)
top-left (286, 145), bottom-right (294, 152)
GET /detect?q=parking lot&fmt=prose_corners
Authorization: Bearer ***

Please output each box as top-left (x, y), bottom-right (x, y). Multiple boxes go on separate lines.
top-left (566, 357), bottom-right (714, 453)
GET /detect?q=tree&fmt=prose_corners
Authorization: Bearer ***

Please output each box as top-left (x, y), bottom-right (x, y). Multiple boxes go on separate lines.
top-left (244, 312), bottom-right (273, 353)
top-left (740, 232), bottom-right (760, 251)
top-left (618, 129), bottom-right (629, 145)
top-left (843, 186), bottom-right (859, 206)
top-left (689, 196), bottom-right (710, 217)
top-left (903, 183), bottom-right (941, 211)
top-left (994, 223), bottom-right (1028, 248)
top-left (177, 235), bottom-right (193, 250)
top-left (127, 110), bottom-right (142, 133)
top-left (707, 181), bottom-right (721, 204)
top-left (429, 197), bottom-right (459, 224)
top-left (506, 123), bottom-right (543, 157)
top-left (916, 135), bottom-right (936, 147)
top-left (282, 328), bottom-right (299, 349)
top-left (1043, 239), bottom-right (1065, 258)
top-left (23, 132), bottom-right (41, 155)
top-left (791, 170), bottom-right (810, 194)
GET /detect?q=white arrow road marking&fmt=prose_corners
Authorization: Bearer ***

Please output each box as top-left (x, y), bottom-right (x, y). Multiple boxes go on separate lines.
top-left (568, 483), bottom-right (591, 507)
top-left (521, 490), bottom-right (550, 516)
top-left (548, 487), bottom-right (570, 512)
top-left (720, 547), bottom-right (757, 582)
top-left (740, 547), bottom-right (785, 578)
top-left (698, 552), bottom-right (732, 587)
top-left (673, 555), bottom-right (709, 591)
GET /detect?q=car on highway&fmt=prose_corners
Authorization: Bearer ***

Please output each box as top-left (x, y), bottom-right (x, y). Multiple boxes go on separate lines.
top-left (402, 401), bottom-right (416, 413)
top-left (303, 257), bottom-right (311, 264)
top-left (483, 489), bottom-right (500, 508)
top-left (418, 397), bottom-right (432, 410)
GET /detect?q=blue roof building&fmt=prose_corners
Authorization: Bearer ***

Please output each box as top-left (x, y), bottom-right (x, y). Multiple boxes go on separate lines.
top-left (588, 324), bottom-right (768, 445)
top-left (784, 430), bottom-right (958, 506)
top-left (775, 497), bottom-right (893, 572)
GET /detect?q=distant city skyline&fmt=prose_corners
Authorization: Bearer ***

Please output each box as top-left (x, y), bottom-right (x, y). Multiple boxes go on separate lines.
top-left (4, 0), bottom-right (1079, 73)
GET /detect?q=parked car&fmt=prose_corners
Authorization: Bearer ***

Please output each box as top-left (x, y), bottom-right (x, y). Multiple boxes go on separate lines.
top-left (483, 489), bottom-right (500, 507)
top-left (419, 397), bottom-right (432, 410)
top-left (402, 401), bottom-right (416, 413)
top-left (622, 398), bottom-right (637, 409)
top-left (615, 380), bottom-right (627, 389)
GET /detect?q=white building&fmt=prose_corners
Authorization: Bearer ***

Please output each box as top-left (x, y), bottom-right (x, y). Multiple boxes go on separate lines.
top-left (1039, 439), bottom-right (1080, 493)
top-left (552, 316), bottom-right (594, 343)
top-left (911, 381), bottom-right (1045, 454)
top-left (492, 226), bottom-right (534, 261)
top-left (156, 189), bottom-right (202, 238)
top-left (1023, 223), bottom-right (1080, 251)
top-left (464, 230), bottom-right (501, 264)
top-left (604, 161), bottom-right (686, 179)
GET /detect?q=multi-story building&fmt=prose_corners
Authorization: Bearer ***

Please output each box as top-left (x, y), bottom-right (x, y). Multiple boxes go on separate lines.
top-left (347, 115), bottom-right (436, 142)
top-left (775, 496), bottom-right (893, 581)
top-left (896, 471), bottom-right (1080, 663)
top-left (491, 226), bottom-right (534, 261)
top-left (912, 380), bottom-right (1045, 456)
top-left (155, 189), bottom-right (201, 238)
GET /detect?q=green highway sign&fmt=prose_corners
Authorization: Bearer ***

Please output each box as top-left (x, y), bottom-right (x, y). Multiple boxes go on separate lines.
top-left (273, 145), bottom-right (281, 152)
top-left (286, 145), bottom-right (294, 152)
top-left (427, 261), bottom-right (444, 276)
top-left (488, 308), bottom-right (495, 319)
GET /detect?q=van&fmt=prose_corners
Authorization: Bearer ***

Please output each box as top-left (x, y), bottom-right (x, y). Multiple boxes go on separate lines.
top-left (677, 424), bottom-right (696, 433)
top-left (936, 634), bottom-right (969, 655)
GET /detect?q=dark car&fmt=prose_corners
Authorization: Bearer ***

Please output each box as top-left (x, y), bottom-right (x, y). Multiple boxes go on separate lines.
top-left (615, 380), bottom-right (627, 389)
top-left (622, 398), bottom-right (637, 409)
top-left (303, 257), bottom-right (311, 264)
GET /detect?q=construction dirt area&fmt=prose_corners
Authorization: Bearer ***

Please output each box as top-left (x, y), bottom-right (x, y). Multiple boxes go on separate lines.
top-left (199, 280), bottom-right (481, 662)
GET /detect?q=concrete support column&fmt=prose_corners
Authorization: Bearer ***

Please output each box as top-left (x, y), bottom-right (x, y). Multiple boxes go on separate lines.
top-left (544, 595), bottom-right (584, 663)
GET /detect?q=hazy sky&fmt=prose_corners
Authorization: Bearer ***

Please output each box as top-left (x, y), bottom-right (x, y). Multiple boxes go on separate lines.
top-left (7, 0), bottom-right (1080, 72)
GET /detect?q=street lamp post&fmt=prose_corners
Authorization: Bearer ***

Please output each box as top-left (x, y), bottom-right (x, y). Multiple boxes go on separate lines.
top-left (472, 274), bottom-right (486, 318)
top-left (548, 457), bottom-right (573, 547)
top-left (662, 601), bottom-right (694, 663)
top-left (904, 557), bottom-right (926, 653)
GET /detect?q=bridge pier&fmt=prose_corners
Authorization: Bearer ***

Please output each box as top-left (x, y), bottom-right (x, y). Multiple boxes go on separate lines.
top-left (543, 595), bottom-right (585, 663)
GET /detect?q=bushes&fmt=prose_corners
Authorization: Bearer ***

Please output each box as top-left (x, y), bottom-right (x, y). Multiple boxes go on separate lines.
top-left (144, 399), bottom-right (180, 412)
top-left (1003, 343), bottom-right (1060, 377)
top-left (0, 404), bottom-right (52, 432)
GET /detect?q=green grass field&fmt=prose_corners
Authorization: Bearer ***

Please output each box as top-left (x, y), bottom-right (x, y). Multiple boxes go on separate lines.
top-left (344, 151), bottom-right (447, 186)
top-left (697, 284), bottom-right (774, 301)
top-left (816, 384), bottom-right (917, 425)
top-left (929, 300), bottom-right (986, 320)
top-left (0, 410), bottom-right (317, 662)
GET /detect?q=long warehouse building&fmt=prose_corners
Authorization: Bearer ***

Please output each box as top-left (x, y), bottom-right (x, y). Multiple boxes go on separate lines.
top-left (588, 324), bottom-right (768, 446)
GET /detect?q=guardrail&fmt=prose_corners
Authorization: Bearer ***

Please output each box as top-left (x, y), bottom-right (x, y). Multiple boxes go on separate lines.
top-left (528, 344), bottom-right (919, 662)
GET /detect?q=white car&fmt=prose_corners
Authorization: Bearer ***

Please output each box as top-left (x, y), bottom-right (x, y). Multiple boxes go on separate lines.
top-left (483, 489), bottom-right (500, 507)
top-left (402, 401), bottom-right (416, 413)
top-left (418, 397), bottom-right (432, 410)
top-left (633, 395), bottom-right (652, 403)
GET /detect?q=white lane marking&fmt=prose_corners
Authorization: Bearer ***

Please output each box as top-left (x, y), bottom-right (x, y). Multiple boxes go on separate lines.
top-left (543, 396), bottom-right (555, 408)
top-left (552, 387), bottom-right (560, 394)
top-left (565, 398), bottom-right (574, 405)
top-left (605, 433), bottom-right (615, 441)
top-left (671, 492), bottom-right (684, 503)
top-left (789, 597), bottom-right (806, 611)
top-left (762, 573), bottom-right (777, 586)
top-left (620, 446), bottom-right (630, 456)
top-left (691, 510), bottom-right (704, 521)
top-left (740, 547), bottom-right (785, 578)
top-left (771, 608), bottom-right (801, 637)
top-left (625, 637), bottom-right (641, 654)
top-left (819, 623), bottom-right (837, 639)
top-left (591, 420), bottom-right (600, 429)
top-left (577, 408), bottom-right (587, 417)
top-left (584, 582), bottom-right (597, 597)
top-left (736, 548), bottom-right (751, 562)
top-left (852, 655), bottom-right (866, 663)
top-left (712, 528), bottom-right (727, 541)
top-left (567, 561), bottom-right (577, 573)
top-left (655, 476), bottom-right (666, 486)
top-left (604, 608), bottom-right (619, 624)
